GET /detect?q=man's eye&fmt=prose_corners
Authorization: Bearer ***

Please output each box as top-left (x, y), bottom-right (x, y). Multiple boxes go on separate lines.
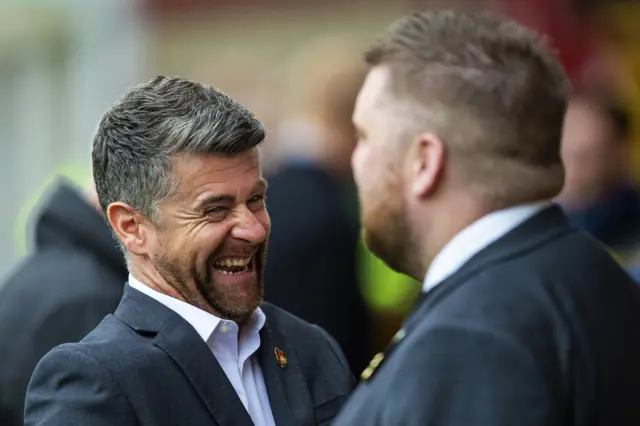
top-left (249, 195), bottom-right (265, 204)
top-left (205, 207), bottom-right (228, 215)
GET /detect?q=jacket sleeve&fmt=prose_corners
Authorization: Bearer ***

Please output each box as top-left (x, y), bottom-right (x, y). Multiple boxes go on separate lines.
top-left (24, 345), bottom-right (137, 426)
top-left (380, 324), bottom-right (562, 426)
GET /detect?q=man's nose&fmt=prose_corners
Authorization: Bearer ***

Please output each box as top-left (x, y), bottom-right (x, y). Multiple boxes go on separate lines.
top-left (230, 207), bottom-right (267, 244)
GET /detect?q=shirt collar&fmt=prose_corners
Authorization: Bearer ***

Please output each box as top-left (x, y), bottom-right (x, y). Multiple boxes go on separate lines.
top-left (423, 201), bottom-right (550, 292)
top-left (128, 274), bottom-right (265, 342)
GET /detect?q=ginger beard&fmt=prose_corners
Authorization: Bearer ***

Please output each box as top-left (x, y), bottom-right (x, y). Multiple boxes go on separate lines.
top-left (358, 160), bottom-right (415, 276)
top-left (154, 236), bottom-right (268, 321)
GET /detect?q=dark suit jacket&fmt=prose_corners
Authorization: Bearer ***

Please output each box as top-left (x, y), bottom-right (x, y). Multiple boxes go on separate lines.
top-left (0, 181), bottom-right (126, 426)
top-left (25, 285), bottom-right (354, 426)
top-left (333, 205), bottom-right (640, 426)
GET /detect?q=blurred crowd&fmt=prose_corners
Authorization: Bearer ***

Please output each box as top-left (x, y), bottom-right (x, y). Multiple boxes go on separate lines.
top-left (2, 0), bottom-right (640, 424)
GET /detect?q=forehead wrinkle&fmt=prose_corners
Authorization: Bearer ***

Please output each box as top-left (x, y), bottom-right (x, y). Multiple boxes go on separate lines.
top-left (191, 154), bottom-right (256, 180)
top-left (191, 160), bottom-right (259, 189)
top-left (171, 150), bottom-right (259, 194)
top-left (191, 163), bottom-right (262, 206)
top-left (173, 148), bottom-right (259, 175)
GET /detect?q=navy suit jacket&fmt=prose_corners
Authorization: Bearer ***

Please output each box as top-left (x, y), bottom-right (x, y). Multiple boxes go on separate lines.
top-left (25, 286), bottom-right (353, 426)
top-left (333, 205), bottom-right (640, 425)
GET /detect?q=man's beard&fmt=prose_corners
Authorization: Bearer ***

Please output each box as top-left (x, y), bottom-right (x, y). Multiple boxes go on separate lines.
top-left (154, 242), bottom-right (267, 321)
top-left (360, 172), bottom-right (418, 279)
top-left (362, 196), bottom-right (411, 275)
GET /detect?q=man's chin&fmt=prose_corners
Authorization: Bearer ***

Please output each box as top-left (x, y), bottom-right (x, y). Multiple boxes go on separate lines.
top-left (212, 295), bottom-right (263, 322)
top-left (364, 228), bottom-right (407, 275)
top-left (205, 242), bottom-right (266, 321)
top-left (203, 276), bottom-right (263, 321)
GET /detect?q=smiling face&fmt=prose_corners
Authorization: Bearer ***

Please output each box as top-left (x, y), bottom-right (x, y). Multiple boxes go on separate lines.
top-left (149, 148), bottom-right (270, 320)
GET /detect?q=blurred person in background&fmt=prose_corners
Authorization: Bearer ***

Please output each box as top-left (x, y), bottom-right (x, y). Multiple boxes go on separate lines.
top-left (556, 92), bottom-right (640, 268)
top-left (25, 77), bottom-right (353, 426)
top-left (264, 36), bottom-right (373, 375)
top-left (334, 10), bottom-right (640, 426)
top-left (0, 180), bottom-right (127, 426)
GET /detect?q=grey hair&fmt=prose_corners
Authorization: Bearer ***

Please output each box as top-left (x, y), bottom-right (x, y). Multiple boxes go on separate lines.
top-left (92, 76), bottom-right (265, 225)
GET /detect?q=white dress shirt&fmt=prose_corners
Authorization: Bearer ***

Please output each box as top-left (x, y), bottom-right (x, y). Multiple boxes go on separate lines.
top-left (128, 276), bottom-right (276, 426)
top-left (423, 202), bottom-right (550, 292)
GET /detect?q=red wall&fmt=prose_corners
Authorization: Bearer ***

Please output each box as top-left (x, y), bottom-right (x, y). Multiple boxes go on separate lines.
top-left (500, 0), bottom-right (593, 84)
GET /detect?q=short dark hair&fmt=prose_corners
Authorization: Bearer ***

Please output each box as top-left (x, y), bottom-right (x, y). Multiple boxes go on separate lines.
top-left (365, 10), bottom-right (570, 204)
top-left (92, 76), bottom-right (265, 222)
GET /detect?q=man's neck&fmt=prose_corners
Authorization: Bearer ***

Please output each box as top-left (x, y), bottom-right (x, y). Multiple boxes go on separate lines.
top-left (415, 196), bottom-right (493, 278)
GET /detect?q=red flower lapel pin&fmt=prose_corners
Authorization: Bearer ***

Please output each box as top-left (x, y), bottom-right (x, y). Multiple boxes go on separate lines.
top-left (274, 347), bottom-right (288, 369)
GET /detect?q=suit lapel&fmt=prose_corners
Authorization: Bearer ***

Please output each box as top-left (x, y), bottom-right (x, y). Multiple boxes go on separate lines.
top-left (258, 307), bottom-right (315, 426)
top-left (115, 286), bottom-right (253, 426)
top-left (154, 314), bottom-right (253, 426)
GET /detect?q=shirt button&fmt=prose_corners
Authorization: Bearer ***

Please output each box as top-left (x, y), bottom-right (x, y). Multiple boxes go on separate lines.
top-left (219, 324), bottom-right (229, 333)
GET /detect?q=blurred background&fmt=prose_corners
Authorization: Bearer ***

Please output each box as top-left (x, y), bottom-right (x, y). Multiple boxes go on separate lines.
top-left (2, 0), bottom-right (640, 422)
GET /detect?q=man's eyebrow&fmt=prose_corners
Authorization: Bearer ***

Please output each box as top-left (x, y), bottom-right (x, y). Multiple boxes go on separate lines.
top-left (194, 179), bottom-right (268, 210)
top-left (254, 177), bottom-right (269, 192)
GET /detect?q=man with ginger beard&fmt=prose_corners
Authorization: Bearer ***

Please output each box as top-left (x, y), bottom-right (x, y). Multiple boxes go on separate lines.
top-left (24, 76), bottom-right (353, 426)
top-left (333, 10), bottom-right (640, 426)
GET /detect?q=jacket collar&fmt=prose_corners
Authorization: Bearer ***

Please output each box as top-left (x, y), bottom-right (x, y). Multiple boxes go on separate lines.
top-left (114, 286), bottom-right (317, 426)
top-left (406, 204), bottom-right (572, 331)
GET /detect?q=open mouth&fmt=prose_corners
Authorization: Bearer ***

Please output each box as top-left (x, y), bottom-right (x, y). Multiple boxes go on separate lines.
top-left (212, 256), bottom-right (253, 276)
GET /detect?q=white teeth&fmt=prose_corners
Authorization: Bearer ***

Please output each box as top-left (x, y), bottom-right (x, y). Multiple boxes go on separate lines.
top-left (219, 266), bottom-right (249, 275)
top-left (215, 257), bottom-right (251, 267)
top-left (213, 256), bottom-right (251, 276)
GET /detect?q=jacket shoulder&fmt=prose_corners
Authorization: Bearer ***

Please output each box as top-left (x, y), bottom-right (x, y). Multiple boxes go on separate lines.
top-left (62, 315), bottom-right (148, 365)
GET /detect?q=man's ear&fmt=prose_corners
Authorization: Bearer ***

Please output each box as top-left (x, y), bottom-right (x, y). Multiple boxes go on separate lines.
top-left (408, 132), bottom-right (446, 199)
top-left (106, 202), bottom-right (152, 256)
